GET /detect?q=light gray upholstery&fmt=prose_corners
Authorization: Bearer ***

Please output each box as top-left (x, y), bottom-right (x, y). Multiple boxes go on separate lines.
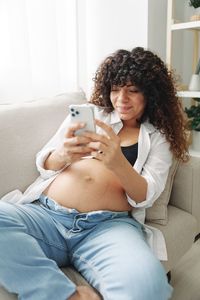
top-left (0, 92), bottom-right (86, 195)
top-left (148, 205), bottom-right (197, 273)
top-left (0, 92), bottom-right (200, 299)
top-left (169, 157), bottom-right (200, 232)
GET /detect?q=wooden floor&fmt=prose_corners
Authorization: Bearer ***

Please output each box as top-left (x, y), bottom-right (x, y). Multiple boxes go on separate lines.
top-left (170, 239), bottom-right (200, 300)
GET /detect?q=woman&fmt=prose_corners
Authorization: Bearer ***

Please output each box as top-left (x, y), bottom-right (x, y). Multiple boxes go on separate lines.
top-left (0, 47), bottom-right (188, 300)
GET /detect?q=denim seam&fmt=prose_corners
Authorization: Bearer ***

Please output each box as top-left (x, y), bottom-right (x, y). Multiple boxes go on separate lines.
top-left (71, 253), bottom-right (109, 300)
top-left (24, 229), bottom-right (67, 251)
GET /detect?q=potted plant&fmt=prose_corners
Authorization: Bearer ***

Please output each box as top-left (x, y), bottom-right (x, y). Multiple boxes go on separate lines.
top-left (189, 0), bottom-right (200, 20)
top-left (185, 57), bottom-right (200, 151)
top-left (185, 98), bottom-right (200, 151)
top-left (189, 0), bottom-right (200, 8)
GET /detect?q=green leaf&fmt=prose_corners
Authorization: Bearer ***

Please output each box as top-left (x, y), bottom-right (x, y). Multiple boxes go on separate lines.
top-left (185, 104), bottom-right (200, 130)
top-left (189, 0), bottom-right (200, 8)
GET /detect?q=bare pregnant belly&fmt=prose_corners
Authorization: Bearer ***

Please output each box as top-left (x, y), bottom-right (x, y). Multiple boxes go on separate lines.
top-left (43, 158), bottom-right (132, 212)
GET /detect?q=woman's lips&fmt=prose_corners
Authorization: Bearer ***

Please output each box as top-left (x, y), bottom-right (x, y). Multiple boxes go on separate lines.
top-left (117, 106), bottom-right (132, 113)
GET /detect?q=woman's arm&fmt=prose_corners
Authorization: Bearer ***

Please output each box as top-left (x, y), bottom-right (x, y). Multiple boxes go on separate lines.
top-left (38, 118), bottom-right (93, 173)
top-left (43, 149), bottom-right (68, 171)
top-left (110, 155), bottom-right (148, 202)
top-left (120, 137), bottom-right (172, 207)
top-left (84, 119), bottom-right (172, 205)
top-left (35, 115), bottom-right (70, 176)
top-left (83, 119), bottom-right (147, 202)
top-left (43, 123), bottom-right (92, 171)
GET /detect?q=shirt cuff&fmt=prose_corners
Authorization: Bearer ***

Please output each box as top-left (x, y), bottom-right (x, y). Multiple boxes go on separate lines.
top-left (126, 180), bottom-right (156, 209)
top-left (36, 148), bottom-right (62, 179)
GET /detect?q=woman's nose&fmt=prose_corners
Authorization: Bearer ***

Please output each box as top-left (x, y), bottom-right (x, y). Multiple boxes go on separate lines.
top-left (118, 89), bottom-right (128, 102)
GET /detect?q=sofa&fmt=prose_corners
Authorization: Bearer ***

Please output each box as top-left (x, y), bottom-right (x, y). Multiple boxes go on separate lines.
top-left (0, 91), bottom-right (200, 299)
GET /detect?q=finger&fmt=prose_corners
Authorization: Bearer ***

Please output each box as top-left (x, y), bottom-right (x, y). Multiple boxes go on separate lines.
top-left (88, 141), bottom-right (107, 153)
top-left (66, 145), bottom-right (93, 154)
top-left (95, 119), bottom-right (116, 139)
top-left (69, 153), bottom-right (92, 163)
top-left (82, 131), bottom-right (109, 146)
top-left (90, 150), bottom-right (105, 161)
top-left (64, 136), bottom-right (92, 147)
top-left (65, 122), bottom-right (86, 138)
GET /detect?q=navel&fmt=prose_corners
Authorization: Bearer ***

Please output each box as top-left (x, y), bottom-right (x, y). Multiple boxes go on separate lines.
top-left (84, 175), bottom-right (93, 182)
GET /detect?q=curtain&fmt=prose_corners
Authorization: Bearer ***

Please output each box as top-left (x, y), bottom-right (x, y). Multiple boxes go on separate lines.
top-left (0, 0), bottom-right (78, 103)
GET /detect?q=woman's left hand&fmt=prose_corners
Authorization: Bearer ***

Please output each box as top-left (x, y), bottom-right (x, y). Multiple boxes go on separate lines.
top-left (83, 119), bottom-right (124, 170)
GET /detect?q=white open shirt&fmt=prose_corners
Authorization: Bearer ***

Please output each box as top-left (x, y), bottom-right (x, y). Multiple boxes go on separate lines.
top-left (1, 104), bottom-right (172, 261)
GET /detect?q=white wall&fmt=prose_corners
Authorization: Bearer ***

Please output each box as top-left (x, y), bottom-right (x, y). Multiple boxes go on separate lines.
top-left (182, 3), bottom-right (197, 86)
top-left (172, 0), bottom-right (189, 87)
top-left (0, 0), bottom-right (78, 103)
top-left (78, 0), bottom-right (199, 107)
top-left (167, 0), bottom-right (199, 89)
top-left (170, 0), bottom-right (199, 108)
top-left (78, 0), bottom-right (149, 98)
top-left (148, 0), bottom-right (168, 62)
top-left (78, 0), bottom-right (169, 98)
top-left (3, 0), bottom-right (191, 103)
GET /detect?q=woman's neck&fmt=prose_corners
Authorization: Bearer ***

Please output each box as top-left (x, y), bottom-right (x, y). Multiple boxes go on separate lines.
top-left (118, 125), bottom-right (140, 147)
top-left (122, 118), bottom-right (140, 129)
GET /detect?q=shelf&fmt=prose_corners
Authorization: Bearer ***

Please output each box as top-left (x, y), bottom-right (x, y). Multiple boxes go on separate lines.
top-left (171, 20), bottom-right (200, 31)
top-left (177, 91), bottom-right (200, 98)
top-left (189, 147), bottom-right (200, 157)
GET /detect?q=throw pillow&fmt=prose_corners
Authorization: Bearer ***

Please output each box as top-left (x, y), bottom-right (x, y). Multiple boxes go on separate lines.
top-left (145, 158), bottom-right (179, 225)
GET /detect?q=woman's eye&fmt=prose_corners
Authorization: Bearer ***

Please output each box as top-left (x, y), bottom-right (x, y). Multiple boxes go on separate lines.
top-left (129, 89), bottom-right (138, 93)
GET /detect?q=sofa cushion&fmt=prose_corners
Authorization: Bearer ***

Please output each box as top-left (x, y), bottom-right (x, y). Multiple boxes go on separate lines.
top-left (145, 158), bottom-right (179, 225)
top-left (0, 267), bottom-right (89, 300)
top-left (0, 287), bottom-right (17, 300)
top-left (0, 92), bottom-right (86, 198)
top-left (169, 156), bottom-right (200, 232)
top-left (147, 205), bottom-right (197, 273)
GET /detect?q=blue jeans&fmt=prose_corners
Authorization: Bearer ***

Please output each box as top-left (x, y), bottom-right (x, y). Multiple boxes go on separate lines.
top-left (0, 195), bottom-right (173, 300)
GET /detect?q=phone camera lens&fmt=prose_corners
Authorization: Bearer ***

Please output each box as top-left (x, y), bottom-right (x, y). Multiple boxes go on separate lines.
top-left (70, 108), bottom-right (75, 112)
top-left (71, 113), bottom-right (75, 117)
top-left (75, 111), bottom-right (79, 115)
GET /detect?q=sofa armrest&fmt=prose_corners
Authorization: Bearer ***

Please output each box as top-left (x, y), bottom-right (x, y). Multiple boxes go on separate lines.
top-left (169, 156), bottom-right (200, 232)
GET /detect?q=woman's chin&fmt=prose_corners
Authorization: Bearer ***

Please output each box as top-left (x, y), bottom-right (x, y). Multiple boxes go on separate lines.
top-left (118, 113), bottom-right (133, 120)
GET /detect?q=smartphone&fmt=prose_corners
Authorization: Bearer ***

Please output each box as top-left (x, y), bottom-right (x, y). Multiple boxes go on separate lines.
top-left (69, 104), bottom-right (96, 135)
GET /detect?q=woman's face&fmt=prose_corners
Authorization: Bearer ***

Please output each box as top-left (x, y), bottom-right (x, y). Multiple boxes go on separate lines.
top-left (110, 84), bottom-right (146, 125)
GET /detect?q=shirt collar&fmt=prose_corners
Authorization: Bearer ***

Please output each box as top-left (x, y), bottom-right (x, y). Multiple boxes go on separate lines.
top-left (142, 121), bottom-right (156, 134)
top-left (110, 109), bottom-right (121, 125)
top-left (110, 110), bottom-right (156, 134)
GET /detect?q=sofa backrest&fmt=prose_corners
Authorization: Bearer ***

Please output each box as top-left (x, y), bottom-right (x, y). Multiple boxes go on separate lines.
top-left (0, 92), bottom-right (86, 197)
top-left (169, 156), bottom-right (200, 232)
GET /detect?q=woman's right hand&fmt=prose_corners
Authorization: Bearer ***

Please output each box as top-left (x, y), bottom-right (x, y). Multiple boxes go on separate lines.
top-left (54, 122), bottom-right (93, 165)
top-left (44, 122), bottom-right (93, 171)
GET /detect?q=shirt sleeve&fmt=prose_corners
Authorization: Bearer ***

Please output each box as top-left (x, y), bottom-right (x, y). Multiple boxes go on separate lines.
top-left (36, 115), bottom-right (71, 179)
top-left (127, 132), bottom-right (173, 208)
top-left (35, 103), bottom-right (101, 179)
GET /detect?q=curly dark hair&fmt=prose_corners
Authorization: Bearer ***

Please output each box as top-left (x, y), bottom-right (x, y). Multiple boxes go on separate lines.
top-left (90, 47), bottom-right (189, 162)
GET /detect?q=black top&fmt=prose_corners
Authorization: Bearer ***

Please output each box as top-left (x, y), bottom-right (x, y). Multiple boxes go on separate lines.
top-left (121, 143), bottom-right (138, 166)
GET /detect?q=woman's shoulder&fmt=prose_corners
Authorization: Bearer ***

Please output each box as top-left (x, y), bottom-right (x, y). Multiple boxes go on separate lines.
top-left (142, 121), bottom-right (156, 134)
top-left (141, 121), bottom-right (168, 144)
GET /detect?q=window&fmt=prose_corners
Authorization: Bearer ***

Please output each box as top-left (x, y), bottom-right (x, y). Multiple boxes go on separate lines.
top-left (0, 0), bottom-right (78, 103)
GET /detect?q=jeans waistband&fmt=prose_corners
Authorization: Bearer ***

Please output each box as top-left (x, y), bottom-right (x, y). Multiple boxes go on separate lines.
top-left (38, 194), bottom-right (77, 213)
top-left (38, 194), bottom-right (129, 219)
